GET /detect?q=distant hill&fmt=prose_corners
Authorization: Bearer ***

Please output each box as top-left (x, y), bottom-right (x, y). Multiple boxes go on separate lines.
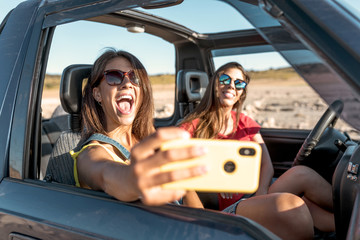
top-left (44, 74), bottom-right (62, 89)
top-left (44, 73), bottom-right (177, 89)
top-left (248, 67), bottom-right (298, 80)
top-left (44, 67), bottom-right (300, 89)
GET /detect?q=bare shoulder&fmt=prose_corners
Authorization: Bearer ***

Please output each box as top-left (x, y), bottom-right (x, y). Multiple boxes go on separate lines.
top-left (78, 141), bottom-right (115, 162)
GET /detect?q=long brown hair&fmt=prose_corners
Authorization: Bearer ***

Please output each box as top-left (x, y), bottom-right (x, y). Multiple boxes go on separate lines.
top-left (179, 62), bottom-right (250, 139)
top-left (81, 48), bottom-right (154, 140)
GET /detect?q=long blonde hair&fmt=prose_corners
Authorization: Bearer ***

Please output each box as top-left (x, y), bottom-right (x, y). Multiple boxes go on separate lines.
top-left (179, 62), bottom-right (250, 138)
top-left (81, 48), bottom-right (155, 140)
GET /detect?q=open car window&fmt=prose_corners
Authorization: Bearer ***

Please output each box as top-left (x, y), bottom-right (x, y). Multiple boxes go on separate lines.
top-left (213, 50), bottom-right (360, 140)
top-left (43, 20), bottom-right (175, 120)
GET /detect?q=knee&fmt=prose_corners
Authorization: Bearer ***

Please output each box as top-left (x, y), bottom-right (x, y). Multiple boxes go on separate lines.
top-left (274, 193), bottom-right (314, 237)
top-left (284, 165), bottom-right (318, 185)
top-left (289, 165), bottom-right (313, 178)
top-left (275, 192), bottom-right (307, 211)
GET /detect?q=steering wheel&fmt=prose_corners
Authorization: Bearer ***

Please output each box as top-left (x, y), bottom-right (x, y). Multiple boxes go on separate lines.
top-left (293, 100), bottom-right (344, 168)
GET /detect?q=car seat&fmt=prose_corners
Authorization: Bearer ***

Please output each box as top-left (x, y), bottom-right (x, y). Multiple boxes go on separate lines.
top-left (45, 64), bottom-right (92, 185)
top-left (41, 115), bottom-right (65, 179)
top-left (40, 103), bottom-right (70, 179)
top-left (332, 143), bottom-right (360, 239)
top-left (176, 69), bottom-right (209, 120)
top-left (176, 69), bottom-right (224, 209)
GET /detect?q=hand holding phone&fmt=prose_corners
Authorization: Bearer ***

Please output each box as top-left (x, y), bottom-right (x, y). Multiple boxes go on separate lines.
top-left (160, 139), bottom-right (262, 193)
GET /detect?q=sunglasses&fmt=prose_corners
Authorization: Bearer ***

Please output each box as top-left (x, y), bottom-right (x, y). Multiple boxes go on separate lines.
top-left (219, 74), bottom-right (247, 90)
top-left (103, 69), bottom-right (140, 86)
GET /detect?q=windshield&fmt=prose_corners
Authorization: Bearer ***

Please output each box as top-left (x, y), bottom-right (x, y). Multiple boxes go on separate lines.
top-left (137, 0), bottom-right (254, 33)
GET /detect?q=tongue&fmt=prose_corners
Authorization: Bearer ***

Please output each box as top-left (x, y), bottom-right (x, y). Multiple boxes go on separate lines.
top-left (117, 101), bottom-right (131, 114)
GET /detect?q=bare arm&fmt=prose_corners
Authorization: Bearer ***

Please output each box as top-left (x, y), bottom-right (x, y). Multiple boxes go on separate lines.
top-left (77, 144), bottom-right (140, 202)
top-left (77, 127), bottom-right (208, 206)
top-left (182, 191), bottom-right (204, 208)
top-left (252, 133), bottom-right (274, 196)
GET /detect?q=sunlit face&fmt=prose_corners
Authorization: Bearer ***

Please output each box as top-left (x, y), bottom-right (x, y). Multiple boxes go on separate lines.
top-left (92, 57), bottom-right (142, 130)
top-left (217, 67), bottom-right (245, 110)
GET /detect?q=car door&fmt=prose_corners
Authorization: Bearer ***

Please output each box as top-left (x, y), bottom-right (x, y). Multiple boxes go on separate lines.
top-left (0, 1), bottom-right (279, 239)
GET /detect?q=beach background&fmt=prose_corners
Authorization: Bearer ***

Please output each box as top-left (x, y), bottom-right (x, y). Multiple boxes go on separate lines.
top-left (41, 68), bottom-right (358, 137)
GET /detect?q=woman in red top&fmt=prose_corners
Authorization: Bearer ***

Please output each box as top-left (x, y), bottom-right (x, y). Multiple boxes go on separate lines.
top-left (179, 62), bottom-right (313, 240)
top-left (180, 62), bottom-right (273, 210)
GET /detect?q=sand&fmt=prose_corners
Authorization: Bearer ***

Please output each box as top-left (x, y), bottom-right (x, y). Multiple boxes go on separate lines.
top-left (41, 81), bottom-right (358, 138)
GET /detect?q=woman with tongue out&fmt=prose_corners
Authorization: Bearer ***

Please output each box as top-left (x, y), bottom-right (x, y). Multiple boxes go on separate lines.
top-left (71, 49), bottom-right (205, 207)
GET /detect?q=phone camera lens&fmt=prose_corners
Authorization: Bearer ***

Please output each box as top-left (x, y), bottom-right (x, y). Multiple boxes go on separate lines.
top-left (239, 148), bottom-right (256, 156)
top-left (224, 161), bottom-right (236, 173)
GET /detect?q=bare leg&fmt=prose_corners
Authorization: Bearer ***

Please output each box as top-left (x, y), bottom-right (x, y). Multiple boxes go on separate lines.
top-left (236, 193), bottom-right (314, 240)
top-left (269, 165), bottom-right (333, 210)
top-left (303, 197), bottom-right (335, 232)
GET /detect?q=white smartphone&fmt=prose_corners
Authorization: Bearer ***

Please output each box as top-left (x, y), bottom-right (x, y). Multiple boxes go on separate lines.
top-left (160, 139), bottom-right (262, 193)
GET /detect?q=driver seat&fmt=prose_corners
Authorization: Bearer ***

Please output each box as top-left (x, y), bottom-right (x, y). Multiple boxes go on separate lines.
top-left (176, 69), bottom-right (209, 119)
top-left (332, 143), bottom-right (360, 239)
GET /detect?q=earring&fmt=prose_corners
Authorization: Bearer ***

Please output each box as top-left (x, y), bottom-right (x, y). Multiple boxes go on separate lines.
top-left (96, 100), bottom-right (102, 106)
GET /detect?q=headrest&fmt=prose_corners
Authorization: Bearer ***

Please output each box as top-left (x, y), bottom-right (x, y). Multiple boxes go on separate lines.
top-left (60, 64), bottom-right (92, 115)
top-left (176, 70), bottom-right (209, 103)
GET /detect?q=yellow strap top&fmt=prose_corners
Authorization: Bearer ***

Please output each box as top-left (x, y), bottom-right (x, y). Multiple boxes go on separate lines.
top-left (70, 142), bottom-right (130, 187)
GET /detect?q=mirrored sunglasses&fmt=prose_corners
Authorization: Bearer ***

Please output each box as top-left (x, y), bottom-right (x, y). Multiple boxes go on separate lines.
top-left (103, 69), bottom-right (140, 86)
top-left (219, 74), bottom-right (247, 90)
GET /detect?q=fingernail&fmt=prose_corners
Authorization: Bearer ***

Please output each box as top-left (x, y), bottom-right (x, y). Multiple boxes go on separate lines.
top-left (193, 146), bottom-right (207, 156)
top-left (181, 131), bottom-right (190, 139)
top-left (197, 165), bottom-right (208, 174)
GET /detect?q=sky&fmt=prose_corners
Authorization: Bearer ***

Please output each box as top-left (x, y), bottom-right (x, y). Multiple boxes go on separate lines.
top-left (1, 0), bottom-right (360, 75)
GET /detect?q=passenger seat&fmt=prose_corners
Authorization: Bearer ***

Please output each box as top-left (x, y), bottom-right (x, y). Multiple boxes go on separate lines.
top-left (40, 112), bottom-right (68, 179)
top-left (45, 64), bottom-right (92, 185)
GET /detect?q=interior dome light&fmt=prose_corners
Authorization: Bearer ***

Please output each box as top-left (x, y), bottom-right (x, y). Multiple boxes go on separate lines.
top-left (126, 24), bottom-right (145, 33)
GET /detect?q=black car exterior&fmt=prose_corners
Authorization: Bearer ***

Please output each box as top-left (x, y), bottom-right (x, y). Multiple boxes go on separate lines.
top-left (0, 0), bottom-right (359, 239)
